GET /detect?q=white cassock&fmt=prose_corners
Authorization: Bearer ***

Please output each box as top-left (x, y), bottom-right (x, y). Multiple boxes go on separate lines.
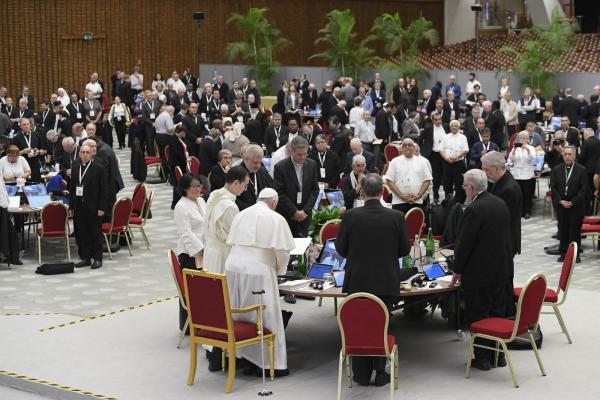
top-left (225, 201), bottom-right (295, 370)
top-left (203, 187), bottom-right (239, 274)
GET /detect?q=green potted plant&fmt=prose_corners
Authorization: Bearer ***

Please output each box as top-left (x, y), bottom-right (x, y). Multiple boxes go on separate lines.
top-left (308, 205), bottom-right (342, 243)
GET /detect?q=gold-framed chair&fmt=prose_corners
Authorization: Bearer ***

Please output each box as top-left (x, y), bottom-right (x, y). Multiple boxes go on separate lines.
top-left (183, 269), bottom-right (275, 393)
top-left (101, 197), bottom-right (133, 260)
top-left (466, 274), bottom-right (547, 388)
top-left (36, 201), bottom-right (70, 264)
top-left (337, 292), bottom-right (398, 400)
top-left (128, 191), bottom-right (153, 249)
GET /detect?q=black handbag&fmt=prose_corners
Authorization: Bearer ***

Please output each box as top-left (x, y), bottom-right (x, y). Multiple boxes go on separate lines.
top-left (35, 262), bottom-right (75, 275)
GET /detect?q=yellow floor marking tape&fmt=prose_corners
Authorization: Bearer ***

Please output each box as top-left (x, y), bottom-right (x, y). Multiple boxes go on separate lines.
top-left (0, 370), bottom-right (117, 399)
top-left (39, 296), bottom-right (178, 333)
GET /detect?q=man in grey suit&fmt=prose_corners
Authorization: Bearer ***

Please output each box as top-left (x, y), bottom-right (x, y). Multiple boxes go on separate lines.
top-left (402, 111), bottom-right (421, 140)
top-left (273, 136), bottom-right (319, 237)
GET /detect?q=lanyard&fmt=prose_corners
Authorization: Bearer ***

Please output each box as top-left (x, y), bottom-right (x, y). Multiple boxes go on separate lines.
top-left (73, 102), bottom-right (80, 112)
top-left (564, 165), bottom-right (574, 196)
top-left (251, 173), bottom-right (258, 196)
top-left (43, 110), bottom-right (49, 122)
top-left (483, 141), bottom-right (490, 151)
top-left (274, 126), bottom-right (281, 138)
top-left (23, 133), bottom-right (32, 149)
top-left (79, 159), bottom-right (93, 183)
top-left (88, 100), bottom-right (94, 109)
top-left (19, 109), bottom-right (25, 118)
top-left (318, 152), bottom-right (327, 167)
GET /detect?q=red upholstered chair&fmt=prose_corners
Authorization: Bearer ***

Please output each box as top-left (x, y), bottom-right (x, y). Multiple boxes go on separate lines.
top-left (405, 207), bottom-right (425, 245)
top-left (384, 144), bottom-right (400, 164)
top-left (337, 293), bottom-right (398, 399)
top-left (187, 156), bottom-right (201, 175)
top-left (131, 183), bottom-right (147, 218)
top-left (183, 269), bottom-right (275, 393)
top-left (466, 274), bottom-right (547, 388)
top-left (582, 216), bottom-right (600, 224)
top-left (175, 166), bottom-right (184, 186)
top-left (319, 219), bottom-right (342, 244)
top-left (337, 176), bottom-right (347, 190)
top-left (102, 197), bottom-right (133, 259)
top-left (36, 202), bottom-right (70, 264)
top-left (514, 242), bottom-right (577, 343)
top-left (169, 249), bottom-right (188, 348)
top-left (129, 191), bottom-right (154, 249)
top-left (145, 143), bottom-right (164, 178)
top-left (165, 145), bottom-right (171, 164)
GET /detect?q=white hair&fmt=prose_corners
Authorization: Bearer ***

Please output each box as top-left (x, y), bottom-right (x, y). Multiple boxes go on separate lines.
top-left (463, 169), bottom-right (488, 192)
top-left (352, 154), bottom-right (366, 166)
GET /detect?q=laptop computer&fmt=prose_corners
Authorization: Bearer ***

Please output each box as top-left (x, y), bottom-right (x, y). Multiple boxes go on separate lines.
top-left (5, 185), bottom-right (18, 196)
top-left (325, 190), bottom-right (344, 208)
top-left (262, 157), bottom-right (273, 173)
top-left (23, 183), bottom-right (48, 197)
top-left (27, 195), bottom-right (53, 210)
top-left (306, 263), bottom-right (334, 280)
top-left (333, 270), bottom-right (345, 287)
top-left (549, 115), bottom-right (562, 131)
top-left (313, 191), bottom-right (324, 209)
top-left (317, 239), bottom-right (346, 270)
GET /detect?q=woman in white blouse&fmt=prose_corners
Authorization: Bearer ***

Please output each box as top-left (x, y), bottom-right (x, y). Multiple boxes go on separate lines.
top-left (0, 145), bottom-right (32, 183)
top-left (151, 73), bottom-right (166, 92)
top-left (108, 96), bottom-right (131, 149)
top-left (173, 173), bottom-right (208, 330)
top-left (509, 131), bottom-right (536, 219)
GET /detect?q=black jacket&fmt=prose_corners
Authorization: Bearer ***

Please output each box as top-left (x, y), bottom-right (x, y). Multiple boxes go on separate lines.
top-left (69, 158), bottom-right (108, 215)
top-left (420, 122), bottom-right (448, 158)
top-left (344, 150), bottom-right (376, 174)
top-left (550, 162), bottom-right (588, 214)
top-left (491, 172), bottom-right (522, 257)
top-left (558, 96), bottom-right (580, 126)
top-left (308, 149), bottom-right (341, 189)
top-left (485, 110), bottom-right (506, 148)
top-left (579, 137), bottom-right (600, 173)
top-left (264, 125), bottom-right (288, 155)
top-left (375, 109), bottom-right (393, 142)
top-left (453, 191), bottom-right (512, 290)
top-left (273, 157), bottom-right (320, 219)
top-left (66, 102), bottom-right (86, 125)
top-left (236, 162), bottom-right (273, 210)
top-left (302, 90), bottom-right (319, 110)
top-left (198, 137), bottom-right (219, 176)
top-left (336, 200), bottom-right (410, 296)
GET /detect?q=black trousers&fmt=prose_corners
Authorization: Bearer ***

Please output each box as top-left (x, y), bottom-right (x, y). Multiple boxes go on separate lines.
top-left (177, 253), bottom-right (196, 331)
top-left (428, 152), bottom-right (444, 198)
top-left (145, 124), bottom-right (156, 155)
top-left (392, 203), bottom-right (424, 216)
top-left (556, 206), bottom-right (584, 254)
top-left (463, 283), bottom-right (507, 360)
top-left (155, 133), bottom-right (171, 180)
top-left (114, 120), bottom-right (127, 147)
top-left (442, 160), bottom-right (466, 203)
top-left (288, 213), bottom-right (311, 238)
top-left (517, 178), bottom-right (535, 215)
top-left (351, 295), bottom-right (397, 383)
top-left (74, 207), bottom-right (103, 261)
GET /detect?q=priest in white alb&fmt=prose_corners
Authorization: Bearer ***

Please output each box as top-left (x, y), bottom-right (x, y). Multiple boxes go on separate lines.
top-left (225, 188), bottom-right (295, 376)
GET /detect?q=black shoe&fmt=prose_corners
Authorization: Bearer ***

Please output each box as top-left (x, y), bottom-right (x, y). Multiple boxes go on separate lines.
top-left (557, 255), bottom-right (565, 262)
top-left (495, 354), bottom-right (507, 368)
top-left (75, 259), bottom-right (91, 268)
top-left (91, 260), bottom-right (102, 269)
top-left (524, 213), bottom-right (530, 220)
top-left (551, 233), bottom-right (559, 239)
top-left (282, 310), bottom-right (293, 329)
top-left (471, 357), bottom-right (492, 371)
top-left (545, 247), bottom-right (561, 255)
top-left (544, 244), bottom-right (559, 250)
top-left (352, 376), bottom-right (370, 387)
top-left (208, 348), bottom-right (223, 372)
top-left (576, 254), bottom-right (581, 263)
top-left (296, 295), bottom-right (316, 301)
top-left (284, 295), bottom-right (296, 304)
top-left (374, 372), bottom-right (391, 387)
top-left (9, 259), bottom-right (23, 266)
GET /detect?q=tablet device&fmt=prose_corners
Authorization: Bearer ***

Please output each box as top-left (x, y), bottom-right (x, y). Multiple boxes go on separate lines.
top-left (423, 263), bottom-right (446, 280)
top-left (333, 270), bottom-right (345, 287)
top-left (262, 157), bottom-right (273, 173)
top-left (549, 115), bottom-right (562, 130)
top-left (313, 191), bottom-right (324, 209)
top-left (317, 239), bottom-right (346, 270)
top-left (27, 195), bottom-right (53, 210)
top-left (326, 190), bottom-right (344, 208)
top-left (306, 263), bottom-right (334, 280)
top-left (5, 185), bottom-right (18, 196)
top-left (23, 183), bottom-right (48, 197)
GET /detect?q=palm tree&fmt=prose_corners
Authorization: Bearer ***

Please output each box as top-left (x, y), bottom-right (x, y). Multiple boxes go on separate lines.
top-left (308, 9), bottom-right (374, 80)
top-left (225, 7), bottom-right (292, 94)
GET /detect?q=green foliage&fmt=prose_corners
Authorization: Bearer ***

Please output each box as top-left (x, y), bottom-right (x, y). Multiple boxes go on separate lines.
top-left (225, 7), bottom-right (292, 94)
top-left (497, 7), bottom-right (577, 98)
top-left (308, 206), bottom-right (341, 243)
top-left (368, 13), bottom-right (438, 81)
top-left (308, 9), bottom-right (375, 81)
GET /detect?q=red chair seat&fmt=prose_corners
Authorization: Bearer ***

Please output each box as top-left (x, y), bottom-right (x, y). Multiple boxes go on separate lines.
top-left (145, 156), bottom-right (161, 164)
top-left (102, 223), bottom-right (126, 233)
top-left (196, 321), bottom-right (271, 342)
top-left (129, 216), bottom-right (143, 225)
top-left (36, 228), bottom-right (66, 238)
top-left (346, 334), bottom-right (395, 356)
top-left (470, 317), bottom-right (516, 339)
top-left (514, 287), bottom-right (558, 303)
top-left (583, 216), bottom-right (600, 224)
top-left (581, 224), bottom-right (600, 233)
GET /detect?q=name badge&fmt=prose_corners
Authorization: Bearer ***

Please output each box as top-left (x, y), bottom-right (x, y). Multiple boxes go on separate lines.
top-left (116, 115), bottom-right (122, 122)
top-left (276, 139), bottom-right (280, 148)
top-left (89, 110), bottom-right (95, 117)
top-left (76, 186), bottom-right (84, 197)
top-left (320, 168), bottom-right (326, 178)
top-left (76, 112), bottom-right (82, 119)
top-left (237, 116), bottom-right (244, 122)
top-left (296, 192), bottom-right (302, 204)
top-left (201, 113), bottom-right (206, 120)
top-left (28, 151), bottom-right (35, 158)
top-left (150, 113), bottom-right (156, 120)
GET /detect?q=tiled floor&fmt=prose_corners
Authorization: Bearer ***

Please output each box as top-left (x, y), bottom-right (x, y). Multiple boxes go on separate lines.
top-left (1, 146), bottom-right (598, 317)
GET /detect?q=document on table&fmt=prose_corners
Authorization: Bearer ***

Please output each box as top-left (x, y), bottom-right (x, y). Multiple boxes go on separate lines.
top-left (291, 237), bottom-right (312, 256)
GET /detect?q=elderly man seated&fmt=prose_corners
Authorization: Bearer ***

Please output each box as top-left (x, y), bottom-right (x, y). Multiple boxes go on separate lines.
top-left (344, 138), bottom-right (375, 174)
top-left (342, 154), bottom-right (366, 209)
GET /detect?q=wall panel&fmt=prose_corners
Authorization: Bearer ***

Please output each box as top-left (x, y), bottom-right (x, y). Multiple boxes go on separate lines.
top-left (0, 0), bottom-right (443, 100)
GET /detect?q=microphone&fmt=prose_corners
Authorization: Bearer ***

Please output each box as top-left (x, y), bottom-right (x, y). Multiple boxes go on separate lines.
top-left (252, 290), bottom-right (266, 295)
top-left (411, 243), bottom-right (455, 269)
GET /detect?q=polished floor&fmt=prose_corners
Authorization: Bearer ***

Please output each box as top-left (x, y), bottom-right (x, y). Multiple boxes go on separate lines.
top-left (0, 145), bottom-right (598, 399)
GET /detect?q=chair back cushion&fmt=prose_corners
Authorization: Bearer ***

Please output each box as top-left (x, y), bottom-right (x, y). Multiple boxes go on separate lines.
top-left (405, 208), bottom-right (425, 241)
top-left (41, 203), bottom-right (67, 234)
top-left (189, 157), bottom-right (201, 175)
top-left (320, 220), bottom-right (341, 243)
top-left (131, 183), bottom-right (147, 215)
top-left (142, 191), bottom-right (154, 221)
top-left (170, 250), bottom-right (185, 299)
top-left (559, 242), bottom-right (576, 292)
top-left (184, 271), bottom-right (230, 333)
top-left (517, 274), bottom-right (547, 333)
top-left (339, 295), bottom-right (389, 356)
top-left (384, 144), bottom-right (400, 163)
top-left (111, 198), bottom-right (133, 231)
top-left (175, 166), bottom-right (183, 185)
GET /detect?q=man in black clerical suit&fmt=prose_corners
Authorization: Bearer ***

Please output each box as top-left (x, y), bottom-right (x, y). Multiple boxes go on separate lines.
top-left (482, 151), bottom-right (522, 316)
top-left (264, 113), bottom-right (288, 155)
top-left (550, 146), bottom-right (588, 263)
top-left (87, 135), bottom-right (124, 214)
top-left (142, 91), bottom-right (162, 155)
top-left (579, 128), bottom-right (600, 209)
top-left (558, 89), bottom-right (580, 126)
top-left (14, 118), bottom-right (45, 182)
top-left (198, 128), bottom-right (221, 176)
top-left (451, 169), bottom-right (512, 371)
top-left (555, 116), bottom-right (581, 147)
top-left (336, 173), bottom-right (409, 387)
top-left (70, 143), bottom-right (107, 269)
top-left (344, 138), bottom-right (376, 174)
top-left (236, 144), bottom-right (273, 210)
top-left (308, 134), bottom-right (341, 189)
top-left (273, 136), bottom-right (319, 237)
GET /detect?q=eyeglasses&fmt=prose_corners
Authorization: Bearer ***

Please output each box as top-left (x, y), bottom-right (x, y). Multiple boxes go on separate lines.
top-left (190, 184), bottom-right (203, 189)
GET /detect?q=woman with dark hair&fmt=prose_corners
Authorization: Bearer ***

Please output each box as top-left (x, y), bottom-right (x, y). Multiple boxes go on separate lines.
top-left (173, 173), bottom-right (208, 330)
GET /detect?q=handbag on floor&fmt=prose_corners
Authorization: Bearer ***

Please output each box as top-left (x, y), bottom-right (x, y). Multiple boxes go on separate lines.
top-left (35, 262), bottom-right (75, 275)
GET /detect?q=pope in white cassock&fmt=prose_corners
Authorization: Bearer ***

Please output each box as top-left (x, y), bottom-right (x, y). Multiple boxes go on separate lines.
top-left (225, 187), bottom-right (295, 375)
